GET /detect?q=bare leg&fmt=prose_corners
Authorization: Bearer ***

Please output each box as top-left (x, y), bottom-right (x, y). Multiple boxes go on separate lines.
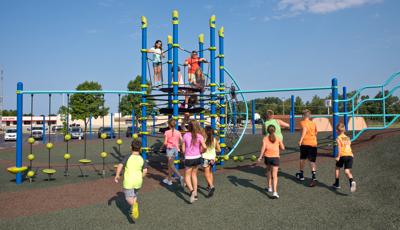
top-left (344, 169), bottom-right (353, 179)
top-left (310, 161), bottom-right (317, 172)
top-left (335, 167), bottom-right (340, 179)
top-left (266, 165), bottom-right (272, 189)
top-left (169, 158), bottom-right (181, 179)
top-left (272, 166), bottom-right (279, 193)
top-left (191, 166), bottom-right (199, 196)
top-left (204, 166), bottom-right (214, 188)
top-left (185, 167), bottom-right (193, 192)
top-left (299, 159), bottom-right (305, 171)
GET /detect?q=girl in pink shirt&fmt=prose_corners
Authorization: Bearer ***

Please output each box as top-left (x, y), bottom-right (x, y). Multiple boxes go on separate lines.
top-left (163, 119), bottom-right (184, 187)
top-left (182, 120), bottom-right (206, 203)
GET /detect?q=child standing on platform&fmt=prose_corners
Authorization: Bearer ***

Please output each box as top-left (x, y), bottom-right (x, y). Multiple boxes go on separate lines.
top-left (114, 140), bottom-right (148, 220)
top-left (202, 126), bottom-right (220, 197)
top-left (258, 125), bottom-right (285, 199)
top-left (332, 123), bottom-right (357, 192)
top-left (185, 50), bottom-right (206, 86)
top-left (163, 119), bottom-right (184, 187)
top-left (148, 40), bottom-right (164, 86)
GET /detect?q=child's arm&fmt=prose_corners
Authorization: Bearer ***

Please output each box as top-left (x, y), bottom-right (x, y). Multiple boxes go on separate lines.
top-left (298, 125), bottom-right (307, 146)
top-left (279, 139), bottom-right (285, 151)
top-left (215, 138), bottom-right (221, 153)
top-left (200, 58), bottom-right (207, 62)
top-left (200, 138), bottom-right (207, 152)
top-left (181, 140), bottom-right (186, 154)
top-left (143, 168), bottom-right (148, 177)
top-left (258, 139), bottom-right (266, 161)
top-left (335, 139), bottom-right (341, 161)
top-left (278, 119), bottom-right (290, 129)
top-left (114, 163), bottom-right (123, 183)
top-left (163, 134), bottom-right (168, 147)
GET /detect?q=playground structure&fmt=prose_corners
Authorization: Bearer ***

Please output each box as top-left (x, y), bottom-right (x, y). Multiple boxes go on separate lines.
top-left (7, 10), bottom-right (400, 185)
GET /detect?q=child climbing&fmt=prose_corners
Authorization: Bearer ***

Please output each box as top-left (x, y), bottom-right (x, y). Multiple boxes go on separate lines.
top-left (202, 126), bottom-right (221, 197)
top-left (258, 125), bottom-right (285, 199)
top-left (114, 140), bottom-right (148, 220)
top-left (332, 123), bottom-right (357, 193)
top-left (163, 119), bottom-right (184, 186)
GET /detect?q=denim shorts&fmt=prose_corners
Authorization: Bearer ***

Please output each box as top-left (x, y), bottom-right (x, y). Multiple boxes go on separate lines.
top-left (166, 147), bottom-right (179, 158)
top-left (124, 188), bottom-right (139, 198)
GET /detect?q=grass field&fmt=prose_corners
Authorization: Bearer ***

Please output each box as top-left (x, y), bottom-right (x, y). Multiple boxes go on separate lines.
top-left (1, 129), bottom-right (400, 229)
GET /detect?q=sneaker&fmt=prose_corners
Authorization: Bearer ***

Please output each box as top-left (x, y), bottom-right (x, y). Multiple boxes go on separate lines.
top-left (162, 178), bottom-right (173, 186)
top-left (296, 172), bottom-right (305, 181)
top-left (179, 176), bottom-right (185, 187)
top-left (189, 191), bottom-right (196, 204)
top-left (208, 187), bottom-right (215, 198)
top-left (332, 183), bottom-right (341, 189)
top-left (350, 181), bottom-right (357, 193)
top-left (131, 202), bottom-right (139, 220)
top-left (272, 192), bottom-right (279, 199)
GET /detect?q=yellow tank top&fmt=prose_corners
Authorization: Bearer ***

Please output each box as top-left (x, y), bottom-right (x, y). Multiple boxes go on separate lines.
top-left (337, 134), bottom-right (353, 157)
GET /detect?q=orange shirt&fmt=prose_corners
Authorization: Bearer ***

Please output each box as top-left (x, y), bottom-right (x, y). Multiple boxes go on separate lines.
top-left (300, 119), bottom-right (317, 147)
top-left (263, 136), bottom-right (282, 158)
top-left (185, 57), bottom-right (200, 74)
top-left (337, 134), bottom-right (353, 157)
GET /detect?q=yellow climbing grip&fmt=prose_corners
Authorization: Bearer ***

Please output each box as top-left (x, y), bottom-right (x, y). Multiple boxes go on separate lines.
top-left (42, 168), bottom-right (57, 174)
top-left (79, 159), bottom-right (92, 164)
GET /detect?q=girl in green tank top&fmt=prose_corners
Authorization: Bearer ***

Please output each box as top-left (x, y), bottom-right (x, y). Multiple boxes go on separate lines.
top-left (264, 119), bottom-right (284, 141)
top-left (202, 126), bottom-right (221, 198)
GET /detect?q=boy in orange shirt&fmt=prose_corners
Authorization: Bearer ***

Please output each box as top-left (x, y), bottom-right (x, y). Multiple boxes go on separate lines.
top-left (184, 50), bottom-right (206, 86)
top-left (333, 123), bottom-right (356, 192)
top-left (296, 109), bottom-right (318, 186)
top-left (258, 125), bottom-right (285, 199)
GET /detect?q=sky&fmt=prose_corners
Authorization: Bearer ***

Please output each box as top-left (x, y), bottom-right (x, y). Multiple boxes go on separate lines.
top-left (0, 0), bottom-right (399, 114)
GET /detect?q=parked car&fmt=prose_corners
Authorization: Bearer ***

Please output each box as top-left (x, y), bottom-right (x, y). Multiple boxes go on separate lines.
top-left (51, 125), bottom-right (63, 132)
top-left (98, 127), bottom-right (116, 139)
top-left (70, 127), bottom-right (84, 139)
top-left (125, 126), bottom-right (137, 137)
top-left (28, 126), bottom-right (47, 132)
top-left (32, 130), bottom-right (44, 140)
top-left (4, 128), bottom-right (17, 141)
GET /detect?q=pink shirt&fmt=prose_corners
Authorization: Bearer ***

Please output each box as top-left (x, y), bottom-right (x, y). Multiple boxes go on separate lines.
top-left (164, 129), bottom-right (182, 149)
top-left (183, 133), bottom-right (204, 159)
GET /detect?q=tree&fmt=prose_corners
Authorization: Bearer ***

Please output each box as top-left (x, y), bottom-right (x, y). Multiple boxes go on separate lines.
top-left (70, 81), bottom-right (109, 133)
top-left (119, 75), bottom-right (153, 119)
top-left (1, 109), bottom-right (17, 116)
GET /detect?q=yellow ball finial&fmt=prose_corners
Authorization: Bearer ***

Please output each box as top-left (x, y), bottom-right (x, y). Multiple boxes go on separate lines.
top-left (172, 10), bottom-right (179, 24)
top-left (141, 16), bottom-right (148, 29)
top-left (210, 15), bottom-right (216, 28)
top-left (167, 35), bottom-right (172, 44)
top-left (199, 33), bottom-right (204, 43)
top-left (219, 27), bottom-right (224, 37)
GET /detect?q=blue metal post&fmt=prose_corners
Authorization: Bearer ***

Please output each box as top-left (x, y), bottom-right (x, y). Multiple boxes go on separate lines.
top-left (152, 112), bottom-right (156, 135)
top-left (42, 115), bottom-right (46, 144)
top-left (290, 95), bottom-right (295, 133)
top-left (382, 86), bottom-right (386, 127)
top-left (89, 113), bottom-right (92, 140)
top-left (199, 34), bottom-right (205, 128)
top-left (218, 27), bottom-right (226, 167)
top-left (167, 35), bottom-right (173, 117)
top-left (16, 82), bottom-right (23, 184)
top-left (141, 16), bottom-right (148, 160)
top-left (233, 102), bottom-right (237, 133)
top-left (172, 11), bottom-right (179, 130)
top-left (210, 15), bottom-right (216, 131)
top-left (110, 113), bottom-right (113, 138)
top-left (131, 108), bottom-right (135, 134)
top-left (172, 11), bottom-right (179, 170)
top-left (251, 100), bottom-right (256, 135)
top-left (332, 78), bottom-right (339, 157)
top-left (343, 87), bottom-right (348, 132)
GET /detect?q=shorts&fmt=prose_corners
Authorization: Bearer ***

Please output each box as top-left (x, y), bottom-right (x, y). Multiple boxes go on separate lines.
top-left (124, 188), bottom-right (139, 198)
top-left (336, 156), bottom-right (353, 169)
top-left (184, 158), bottom-right (202, 167)
top-left (188, 73), bottom-right (196, 83)
top-left (202, 158), bottom-right (215, 168)
top-left (300, 145), bottom-right (317, 162)
top-left (264, 157), bottom-right (280, 167)
top-left (166, 148), bottom-right (179, 158)
top-left (153, 62), bottom-right (162, 67)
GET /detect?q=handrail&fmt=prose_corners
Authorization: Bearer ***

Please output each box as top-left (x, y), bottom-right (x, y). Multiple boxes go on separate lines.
top-left (337, 71), bottom-right (400, 102)
top-left (224, 67), bottom-right (249, 156)
top-left (351, 115), bottom-right (400, 141)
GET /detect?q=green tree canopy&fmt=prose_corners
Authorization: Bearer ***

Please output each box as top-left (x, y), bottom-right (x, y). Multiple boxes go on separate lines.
top-left (119, 75), bottom-right (153, 117)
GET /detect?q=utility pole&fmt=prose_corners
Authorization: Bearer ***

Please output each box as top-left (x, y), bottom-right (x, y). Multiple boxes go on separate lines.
top-left (0, 68), bottom-right (3, 131)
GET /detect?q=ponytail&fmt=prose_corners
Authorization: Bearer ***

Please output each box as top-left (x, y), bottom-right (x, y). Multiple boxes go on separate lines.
top-left (267, 125), bottom-right (276, 143)
top-left (168, 119), bottom-right (176, 134)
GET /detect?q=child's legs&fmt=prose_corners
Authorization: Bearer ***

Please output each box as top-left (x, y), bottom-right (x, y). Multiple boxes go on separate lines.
top-left (335, 167), bottom-right (340, 179)
top-left (126, 196), bottom-right (137, 206)
top-left (191, 166), bottom-right (199, 194)
top-left (156, 65), bottom-right (161, 81)
top-left (272, 166), bottom-right (279, 193)
top-left (344, 169), bottom-right (353, 179)
top-left (185, 167), bottom-right (193, 191)
top-left (309, 161), bottom-right (317, 172)
top-left (204, 165), bottom-right (214, 187)
top-left (299, 159), bottom-right (306, 171)
top-left (266, 165), bottom-right (272, 187)
top-left (168, 156), bottom-right (181, 178)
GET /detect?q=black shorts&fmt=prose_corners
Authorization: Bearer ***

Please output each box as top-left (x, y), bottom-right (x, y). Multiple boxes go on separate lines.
top-left (264, 157), bottom-right (280, 167)
top-left (300, 145), bottom-right (317, 162)
top-left (184, 158), bottom-right (201, 167)
top-left (336, 156), bottom-right (353, 169)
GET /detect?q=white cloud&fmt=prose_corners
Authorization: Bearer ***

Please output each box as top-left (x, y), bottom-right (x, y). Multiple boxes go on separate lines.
top-left (277, 0), bottom-right (383, 14)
